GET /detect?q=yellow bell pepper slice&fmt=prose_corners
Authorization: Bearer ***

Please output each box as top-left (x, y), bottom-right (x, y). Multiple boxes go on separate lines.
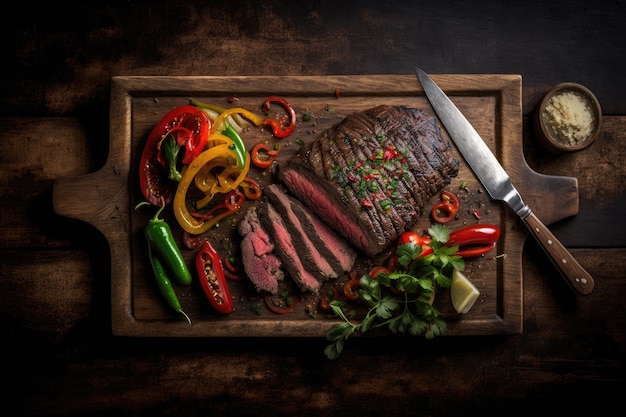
top-left (174, 144), bottom-right (250, 235)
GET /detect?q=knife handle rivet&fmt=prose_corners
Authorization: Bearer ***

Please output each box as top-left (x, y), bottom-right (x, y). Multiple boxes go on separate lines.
top-left (547, 239), bottom-right (553, 245)
top-left (561, 258), bottom-right (567, 264)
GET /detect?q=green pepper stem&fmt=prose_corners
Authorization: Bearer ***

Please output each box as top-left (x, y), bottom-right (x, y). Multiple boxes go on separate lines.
top-left (163, 134), bottom-right (182, 182)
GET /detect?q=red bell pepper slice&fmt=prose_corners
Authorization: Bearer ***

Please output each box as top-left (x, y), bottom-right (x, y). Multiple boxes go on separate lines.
top-left (261, 96), bottom-right (296, 139)
top-left (196, 240), bottom-right (234, 314)
top-left (139, 105), bottom-right (210, 206)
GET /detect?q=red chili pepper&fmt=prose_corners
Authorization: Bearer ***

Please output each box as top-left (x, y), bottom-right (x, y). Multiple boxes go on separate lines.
top-left (431, 190), bottom-right (461, 224)
top-left (447, 224), bottom-right (500, 246)
top-left (196, 240), bottom-right (234, 314)
top-left (447, 224), bottom-right (501, 258)
top-left (264, 293), bottom-right (299, 314)
top-left (343, 278), bottom-right (362, 301)
top-left (261, 96), bottom-right (296, 139)
top-left (251, 143), bottom-right (280, 169)
top-left (139, 105), bottom-right (210, 206)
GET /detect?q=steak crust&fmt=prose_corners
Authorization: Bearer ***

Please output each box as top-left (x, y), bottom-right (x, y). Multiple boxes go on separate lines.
top-left (278, 105), bottom-right (459, 257)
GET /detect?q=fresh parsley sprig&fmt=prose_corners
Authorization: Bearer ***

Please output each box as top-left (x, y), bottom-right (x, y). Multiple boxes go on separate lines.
top-left (324, 224), bottom-right (464, 360)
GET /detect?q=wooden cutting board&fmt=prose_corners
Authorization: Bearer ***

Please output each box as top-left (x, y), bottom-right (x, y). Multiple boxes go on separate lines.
top-left (52, 75), bottom-right (579, 338)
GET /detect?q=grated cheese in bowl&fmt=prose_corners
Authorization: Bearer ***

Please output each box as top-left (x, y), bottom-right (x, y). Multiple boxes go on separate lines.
top-left (542, 90), bottom-right (596, 146)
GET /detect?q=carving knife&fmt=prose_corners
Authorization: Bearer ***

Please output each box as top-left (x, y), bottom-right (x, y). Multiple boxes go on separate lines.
top-left (415, 67), bottom-right (594, 295)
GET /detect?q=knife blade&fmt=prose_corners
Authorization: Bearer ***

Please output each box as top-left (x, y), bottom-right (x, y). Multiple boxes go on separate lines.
top-left (415, 67), bottom-right (594, 296)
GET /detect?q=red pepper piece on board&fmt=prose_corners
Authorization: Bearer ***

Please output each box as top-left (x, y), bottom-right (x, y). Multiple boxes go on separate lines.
top-left (251, 143), bottom-right (280, 169)
top-left (447, 224), bottom-right (500, 247)
top-left (261, 96), bottom-right (296, 139)
top-left (447, 224), bottom-right (501, 258)
top-left (240, 176), bottom-right (263, 200)
top-left (319, 287), bottom-right (343, 310)
top-left (139, 105), bottom-right (210, 206)
top-left (343, 278), bottom-right (362, 301)
top-left (196, 240), bottom-right (234, 314)
top-left (264, 293), bottom-right (299, 314)
top-left (431, 190), bottom-right (461, 224)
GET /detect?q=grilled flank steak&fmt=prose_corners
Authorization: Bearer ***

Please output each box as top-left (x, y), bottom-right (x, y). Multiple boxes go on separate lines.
top-left (278, 105), bottom-right (459, 257)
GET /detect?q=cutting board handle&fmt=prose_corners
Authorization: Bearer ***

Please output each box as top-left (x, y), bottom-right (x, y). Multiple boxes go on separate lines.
top-left (52, 163), bottom-right (129, 236)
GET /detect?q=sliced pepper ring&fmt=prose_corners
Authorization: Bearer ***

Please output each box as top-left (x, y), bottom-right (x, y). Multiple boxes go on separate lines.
top-left (251, 143), bottom-right (280, 169)
top-left (261, 96), bottom-right (296, 139)
top-left (264, 293), bottom-right (299, 314)
top-left (431, 190), bottom-right (460, 224)
top-left (174, 144), bottom-right (250, 235)
top-left (240, 176), bottom-right (262, 200)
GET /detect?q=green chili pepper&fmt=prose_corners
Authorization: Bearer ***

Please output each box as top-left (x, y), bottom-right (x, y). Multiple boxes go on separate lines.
top-left (144, 203), bottom-right (192, 286)
top-left (148, 247), bottom-right (191, 324)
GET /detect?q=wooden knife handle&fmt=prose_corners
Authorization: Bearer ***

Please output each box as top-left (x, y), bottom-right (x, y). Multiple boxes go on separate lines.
top-left (522, 212), bottom-right (594, 295)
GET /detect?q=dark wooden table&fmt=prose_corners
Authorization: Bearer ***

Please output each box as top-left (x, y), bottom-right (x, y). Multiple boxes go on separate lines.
top-left (2, 1), bottom-right (625, 416)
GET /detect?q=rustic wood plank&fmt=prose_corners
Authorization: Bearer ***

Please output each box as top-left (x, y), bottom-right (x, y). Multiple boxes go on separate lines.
top-left (524, 115), bottom-right (626, 247)
top-left (0, 250), bottom-right (93, 337)
top-left (0, 118), bottom-right (96, 248)
top-left (3, 1), bottom-right (625, 115)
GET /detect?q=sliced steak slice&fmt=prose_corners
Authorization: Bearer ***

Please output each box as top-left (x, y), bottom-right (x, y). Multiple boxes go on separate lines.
top-left (278, 105), bottom-right (459, 257)
top-left (265, 184), bottom-right (356, 280)
top-left (238, 207), bottom-right (284, 295)
top-left (257, 201), bottom-right (322, 294)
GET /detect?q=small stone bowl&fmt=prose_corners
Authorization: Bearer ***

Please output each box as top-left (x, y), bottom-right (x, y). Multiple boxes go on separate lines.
top-left (533, 82), bottom-right (602, 154)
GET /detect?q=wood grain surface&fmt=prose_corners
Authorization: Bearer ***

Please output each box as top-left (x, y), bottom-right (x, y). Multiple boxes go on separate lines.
top-left (2, 1), bottom-right (626, 416)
